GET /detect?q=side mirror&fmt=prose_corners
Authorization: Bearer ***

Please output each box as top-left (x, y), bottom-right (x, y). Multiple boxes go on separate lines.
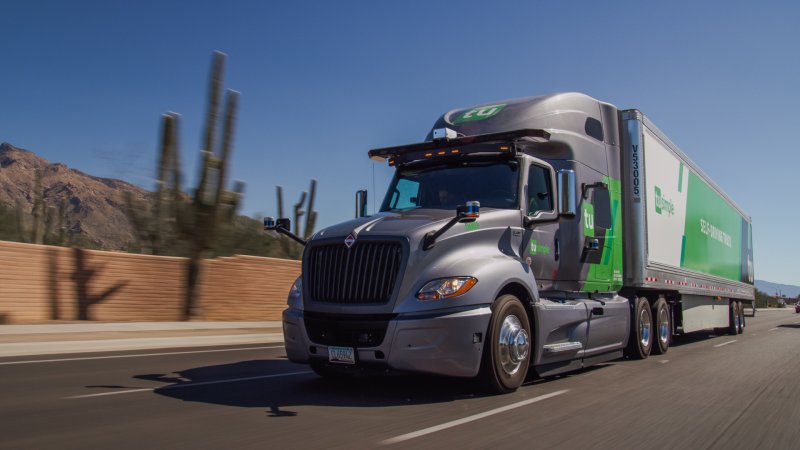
top-left (355, 190), bottom-right (368, 218)
top-left (264, 217), bottom-right (306, 246)
top-left (557, 170), bottom-right (576, 217)
top-left (264, 217), bottom-right (291, 231)
top-left (582, 181), bottom-right (608, 200)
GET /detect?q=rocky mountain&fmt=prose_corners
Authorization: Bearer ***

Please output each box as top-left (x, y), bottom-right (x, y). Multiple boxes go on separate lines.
top-left (755, 279), bottom-right (800, 298)
top-left (0, 142), bottom-right (152, 249)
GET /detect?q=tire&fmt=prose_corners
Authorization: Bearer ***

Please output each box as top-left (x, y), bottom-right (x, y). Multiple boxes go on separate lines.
top-left (728, 300), bottom-right (741, 335)
top-left (737, 300), bottom-right (745, 334)
top-left (625, 297), bottom-right (653, 359)
top-left (479, 294), bottom-right (532, 394)
top-left (651, 298), bottom-right (670, 355)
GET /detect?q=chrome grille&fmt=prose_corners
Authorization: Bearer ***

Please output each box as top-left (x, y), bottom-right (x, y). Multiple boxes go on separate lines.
top-left (307, 241), bottom-right (402, 304)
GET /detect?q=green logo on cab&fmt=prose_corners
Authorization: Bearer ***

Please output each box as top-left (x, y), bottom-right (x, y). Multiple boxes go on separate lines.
top-left (453, 103), bottom-right (507, 124)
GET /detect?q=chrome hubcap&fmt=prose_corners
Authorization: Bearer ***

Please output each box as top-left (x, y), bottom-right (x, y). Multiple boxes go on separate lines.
top-left (498, 315), bottom-right (529, 376)
top-left (659, 307), bottom-right (669, 345)
top-left (640, 308), bottom-right (651, 348)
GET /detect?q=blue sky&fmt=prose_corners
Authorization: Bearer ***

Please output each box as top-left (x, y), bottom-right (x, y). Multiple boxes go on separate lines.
top-left (2, 1), bottom-right (799, 284)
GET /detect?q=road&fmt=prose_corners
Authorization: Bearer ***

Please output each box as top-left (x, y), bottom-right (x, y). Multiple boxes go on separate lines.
top-left (1, 310), bottom-right (798, 449)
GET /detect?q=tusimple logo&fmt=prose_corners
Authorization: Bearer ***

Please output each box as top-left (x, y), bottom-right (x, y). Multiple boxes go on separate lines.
top-left (453, 104), bottom-right (507, 124)
top-left (582, 203), bottom-right (595, 237)
top-left (530, 239), bottom-right (550, 255)
top-left (654, 186), bottom-right (675, 216)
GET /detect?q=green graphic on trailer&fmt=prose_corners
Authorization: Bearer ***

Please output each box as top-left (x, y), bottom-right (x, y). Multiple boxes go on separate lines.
top-left (581, 176), bottom-right (623, 292)
top-left (452, 104), bottom-right (507, 124)
top-left (681, 172), bottom-right (743, 281)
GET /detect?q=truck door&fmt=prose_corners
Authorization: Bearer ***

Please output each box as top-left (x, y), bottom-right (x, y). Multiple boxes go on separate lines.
top-left (525, 163), bottom-right (558, 284)
top-left (579, 165), bottom-right (622, 292)
top-left (583, 295), bottom-right (630, 357)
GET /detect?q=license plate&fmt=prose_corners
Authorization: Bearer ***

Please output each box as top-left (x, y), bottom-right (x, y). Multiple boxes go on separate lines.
top-left (328, 346), bottom-right (355, 364)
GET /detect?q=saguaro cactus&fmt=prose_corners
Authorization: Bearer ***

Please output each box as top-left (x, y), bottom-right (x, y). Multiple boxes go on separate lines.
top-left (178, 52), bottom-right (244, 320)
top-left (273, 179), bottom-right (318, 258)
top-left (124, 51), bottom-right (244, 319)
top-left (31, 170), bottom-right (45, 244)
top-left (124, 112), bottom-right (182, 255)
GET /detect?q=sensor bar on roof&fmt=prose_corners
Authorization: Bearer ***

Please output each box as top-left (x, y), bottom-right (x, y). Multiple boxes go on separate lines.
top-left (367, 128), bottom-right (551, 162)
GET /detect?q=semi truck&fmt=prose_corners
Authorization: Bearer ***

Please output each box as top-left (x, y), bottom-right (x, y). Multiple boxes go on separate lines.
top-left (268, 92), bottom-right (755, 393)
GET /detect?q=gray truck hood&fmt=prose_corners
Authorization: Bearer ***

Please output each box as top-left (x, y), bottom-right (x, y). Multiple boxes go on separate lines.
top-left (312, 210), bottom-right (454, 241)
top-left (310, 208), bottom-right (519, 247)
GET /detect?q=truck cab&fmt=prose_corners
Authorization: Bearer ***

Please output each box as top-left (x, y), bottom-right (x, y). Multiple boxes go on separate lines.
top-left (279, 93), bottom-right (635, 392)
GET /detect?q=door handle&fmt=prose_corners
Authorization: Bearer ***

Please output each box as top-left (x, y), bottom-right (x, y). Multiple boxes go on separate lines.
top-left (591, 307), bottom-right (604, 316)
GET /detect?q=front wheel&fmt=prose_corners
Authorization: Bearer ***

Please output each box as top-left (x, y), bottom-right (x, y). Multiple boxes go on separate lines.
top-left (479, 294), bottom-right (532, 394)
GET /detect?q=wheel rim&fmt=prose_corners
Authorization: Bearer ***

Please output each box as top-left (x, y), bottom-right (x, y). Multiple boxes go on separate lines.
top-left (498, 314), bottom-right (529, 376)
top-left (639, 308), bottom-right (651, 348)
top-left (658, 306), bottom-right (669, 345)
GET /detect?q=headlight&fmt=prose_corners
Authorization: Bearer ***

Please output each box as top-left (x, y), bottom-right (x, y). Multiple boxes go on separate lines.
top-left (287, 276), bottom-right (302, 308)
top-left (416, 277), bottom-right (477, 301)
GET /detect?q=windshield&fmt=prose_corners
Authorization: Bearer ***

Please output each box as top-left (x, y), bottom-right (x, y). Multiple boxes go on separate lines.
top-left (380, 160), bottom-right (519, 211)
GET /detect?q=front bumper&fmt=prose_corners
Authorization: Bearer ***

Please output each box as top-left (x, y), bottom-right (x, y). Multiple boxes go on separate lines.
top-left (282, 305), bottom-right (492, 377)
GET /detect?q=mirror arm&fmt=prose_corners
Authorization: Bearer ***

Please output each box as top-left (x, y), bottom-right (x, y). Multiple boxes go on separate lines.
top-left (423, 206), bottom-right (476, 250)
top-left (264, 217), bottom-right (307, 246)
top-left (275, 226), bottom-right (307, 246)
top-left (423, 215), bottom-right (462, 251)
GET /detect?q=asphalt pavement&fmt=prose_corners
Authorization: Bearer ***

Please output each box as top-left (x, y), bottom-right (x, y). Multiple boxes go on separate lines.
top-left (0, 309), bottom-right (798, 449)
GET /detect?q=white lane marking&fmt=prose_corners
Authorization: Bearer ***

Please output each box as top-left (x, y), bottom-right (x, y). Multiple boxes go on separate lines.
top-left (769, 328), bottom-right (779, 332)
top-left (0, 345), bottom-right (283, 366)
top-left (714, 340), bottom-right (737, 348)
top-left (379, 389), bottom-right (569, 445)
top-left (659, 360), bottom-right (669, 364)
top-left (65, 371), bottom-right (312, 399)
top-left (67, 388), bottom-right (155, 398)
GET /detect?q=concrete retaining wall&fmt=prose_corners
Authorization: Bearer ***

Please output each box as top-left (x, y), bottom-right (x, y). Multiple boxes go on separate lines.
top-left (0, 241), bottom-right (300, 324)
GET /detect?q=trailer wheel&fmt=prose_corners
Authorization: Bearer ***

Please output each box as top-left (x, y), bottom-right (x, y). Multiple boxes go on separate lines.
top-left (728, 300), bottom-right (741, 335)
top-left (479, 294), bottom-right (531, 394)
top-left (625, 297), bottom-right (653, 359)
top-left (652, 298), bottom-right (670, 355)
